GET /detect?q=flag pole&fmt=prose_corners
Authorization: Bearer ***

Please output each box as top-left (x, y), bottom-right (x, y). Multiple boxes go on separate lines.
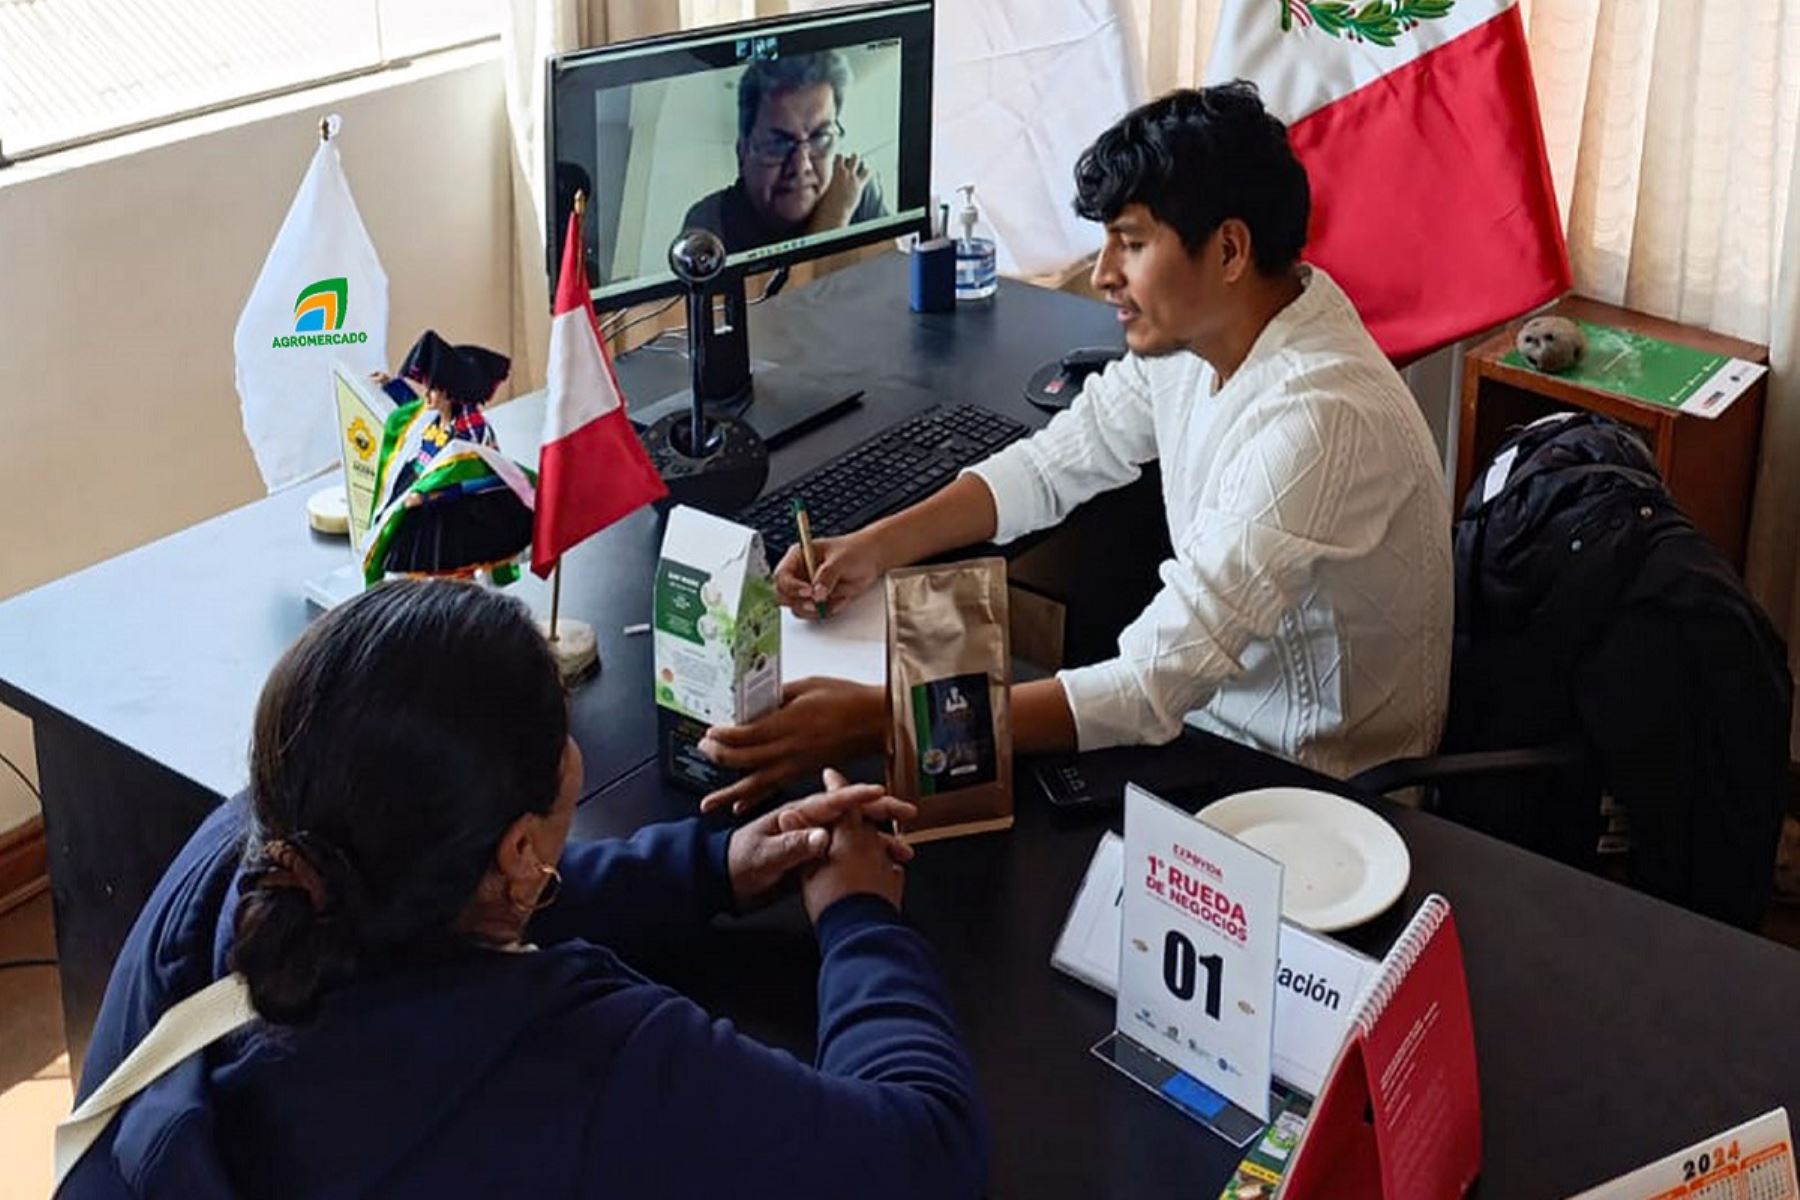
top-left (533, 179), bottom-right (653, 687)
top-left (547, 189), bottom-right (586, 646)
top-left (549, 563), bottom-right (562, 642)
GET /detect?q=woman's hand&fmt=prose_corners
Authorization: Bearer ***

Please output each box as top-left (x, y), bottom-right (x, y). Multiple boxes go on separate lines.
top-left (699, 678), bottom-right (886, 814)
top-left (799, 769), bottom-right (909, 923)
top-left (773, 530), bottom-right (886, 620)
top-left (726, 769), bottom-right (914, 911)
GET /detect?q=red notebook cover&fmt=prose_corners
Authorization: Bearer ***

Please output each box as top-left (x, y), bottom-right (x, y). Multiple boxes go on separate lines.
top-left (1280, 895), bottom-right (1482, 1200)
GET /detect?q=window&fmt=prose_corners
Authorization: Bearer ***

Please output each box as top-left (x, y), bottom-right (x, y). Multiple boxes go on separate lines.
top-left (0, 0), bottom-right (499, 164)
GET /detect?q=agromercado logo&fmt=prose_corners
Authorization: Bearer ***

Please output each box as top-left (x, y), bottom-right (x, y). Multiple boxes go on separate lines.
top-left (273, 277), bottom-right (370, 349)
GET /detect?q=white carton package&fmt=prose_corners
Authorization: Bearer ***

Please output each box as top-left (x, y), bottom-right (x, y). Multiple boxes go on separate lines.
top-left (653, 506), bottom-right (782, 791)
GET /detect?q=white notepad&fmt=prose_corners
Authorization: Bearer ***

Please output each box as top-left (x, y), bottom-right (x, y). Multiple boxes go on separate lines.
top-left (779, 584), bottom-right (886, 686)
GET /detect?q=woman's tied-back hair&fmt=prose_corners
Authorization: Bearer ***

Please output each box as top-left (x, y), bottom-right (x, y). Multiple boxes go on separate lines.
top-left (1073, 82), bottom-right (1311, 275)
top-left (231, 578), bottom-right (569, 1024)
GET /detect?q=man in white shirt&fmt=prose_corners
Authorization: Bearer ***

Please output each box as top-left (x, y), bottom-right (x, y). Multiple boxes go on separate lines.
top-left (697, 82), bottom-right (1452, 814)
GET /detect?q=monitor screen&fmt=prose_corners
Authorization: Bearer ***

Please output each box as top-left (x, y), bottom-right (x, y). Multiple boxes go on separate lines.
top-left (547, 1), bottom-right (934, 311)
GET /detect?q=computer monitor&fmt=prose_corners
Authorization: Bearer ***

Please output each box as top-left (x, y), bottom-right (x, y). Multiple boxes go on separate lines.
top-left (545, 2), bottom-right (934, 449)
top-left (547, 1), bottom-right (934, 309)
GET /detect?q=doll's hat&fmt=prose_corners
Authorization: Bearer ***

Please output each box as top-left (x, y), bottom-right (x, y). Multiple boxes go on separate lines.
top-left (398, 330), bottom-right (510, 404)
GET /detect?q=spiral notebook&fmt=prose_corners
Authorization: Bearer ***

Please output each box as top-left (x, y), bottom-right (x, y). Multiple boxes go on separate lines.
top-left (1278, 894), bottom-right (1481, 1200)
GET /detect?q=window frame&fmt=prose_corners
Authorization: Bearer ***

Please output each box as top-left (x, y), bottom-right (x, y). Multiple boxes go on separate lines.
top-left (0, 7), bottom-right (499, 168)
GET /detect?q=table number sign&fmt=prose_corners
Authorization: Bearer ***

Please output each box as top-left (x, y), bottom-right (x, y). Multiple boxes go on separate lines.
top-left (1053, 829), bottom-right (1375, 1099)
top-left (1093, 784), bottom-right (1285, 1145)
top-left (1569, 1108), bottom-right (1797, 1200)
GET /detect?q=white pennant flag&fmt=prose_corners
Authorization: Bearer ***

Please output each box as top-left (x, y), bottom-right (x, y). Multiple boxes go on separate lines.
top-left (233, 119), bottom-right (389, 492)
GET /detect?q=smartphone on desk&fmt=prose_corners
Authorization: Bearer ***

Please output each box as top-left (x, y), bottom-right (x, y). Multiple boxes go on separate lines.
top-left (1028, 729), bottom-right (1220, 814)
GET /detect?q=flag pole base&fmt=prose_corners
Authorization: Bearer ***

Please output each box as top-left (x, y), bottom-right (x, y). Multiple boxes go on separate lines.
top-left (536, 617), bottom-right (600, 684)
top-left (305, 485), bottom-right (350, 536)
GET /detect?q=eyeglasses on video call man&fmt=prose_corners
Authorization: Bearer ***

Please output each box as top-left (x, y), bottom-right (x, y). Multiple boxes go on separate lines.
top-left (682, 50), bottom-right (890, 254)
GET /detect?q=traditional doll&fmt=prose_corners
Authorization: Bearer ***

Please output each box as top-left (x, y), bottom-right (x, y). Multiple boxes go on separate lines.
top-left (362, 331), bottom-right (536, 585)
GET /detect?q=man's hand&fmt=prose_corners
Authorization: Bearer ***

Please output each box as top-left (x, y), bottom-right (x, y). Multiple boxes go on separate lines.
top-left (726, 770), bottom-right (915, 911)
top-left (699, 678), bottom-right (886, 814)
top-left (773, 530), bottom-right (885, 620)
top-left (806, 154), bottom-right (871, 233)
top-left (771, 475), bottom-right (1003, 623)
top-left (798, 769), bottom-right (909, 923)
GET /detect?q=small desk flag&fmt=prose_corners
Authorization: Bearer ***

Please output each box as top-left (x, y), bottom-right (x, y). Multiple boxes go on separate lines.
top-left (233, 119), bottom-right (389, 492)
top-left (531, 201), bottom-right (667, 576)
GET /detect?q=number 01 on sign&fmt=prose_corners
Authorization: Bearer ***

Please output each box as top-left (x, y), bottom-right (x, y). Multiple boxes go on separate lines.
top-left (1093, 784), bottom-right (1286, 1147)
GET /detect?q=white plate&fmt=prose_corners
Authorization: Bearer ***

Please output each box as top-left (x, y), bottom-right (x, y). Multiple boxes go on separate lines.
top-left (1196, 788), bottom-right (1411, 932)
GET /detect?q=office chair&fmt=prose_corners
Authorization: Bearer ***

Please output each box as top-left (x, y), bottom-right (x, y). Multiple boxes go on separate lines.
top-left (1348, 412), bottom-right (1792, 929)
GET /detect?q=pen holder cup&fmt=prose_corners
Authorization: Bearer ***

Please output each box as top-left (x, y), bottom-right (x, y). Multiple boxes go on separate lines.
top-left (910, 238), bottom-right (956, 314)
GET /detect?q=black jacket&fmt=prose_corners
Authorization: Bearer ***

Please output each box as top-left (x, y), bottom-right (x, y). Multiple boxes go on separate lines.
top-left (1443, 412), bottom-right (1791, 928)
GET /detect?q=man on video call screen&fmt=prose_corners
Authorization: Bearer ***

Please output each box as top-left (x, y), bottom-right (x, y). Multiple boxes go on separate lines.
top-left (683, 51), bottom-right (890, 254)
top-left (562, 35), bottom-right (904, 296)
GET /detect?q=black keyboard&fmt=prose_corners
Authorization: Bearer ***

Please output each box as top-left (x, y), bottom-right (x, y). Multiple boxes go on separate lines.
top-left (740, 403), bottom-right (1032, 563)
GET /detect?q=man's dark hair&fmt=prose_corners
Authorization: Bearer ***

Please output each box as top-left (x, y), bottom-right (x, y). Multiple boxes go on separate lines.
top-left (737, 51), bottom-right (854, 141)
top-left (1074, 82), bottom-right (1310, 274)
top-left (231, 578), bottom-right (568, 1024)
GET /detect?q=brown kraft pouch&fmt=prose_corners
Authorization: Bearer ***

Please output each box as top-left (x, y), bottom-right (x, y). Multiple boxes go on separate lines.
top-left (885, 558), bottom-right (1014, 842)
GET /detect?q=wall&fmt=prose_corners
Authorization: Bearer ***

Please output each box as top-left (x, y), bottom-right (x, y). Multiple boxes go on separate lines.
top-left (1402, 344), bottom-right (1463, 479)
top-left (0, 46), bottom-right (515, 831)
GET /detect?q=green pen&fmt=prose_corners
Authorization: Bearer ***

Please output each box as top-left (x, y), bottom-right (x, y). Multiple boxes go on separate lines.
top-left (791, 497), bottom-right (828, 619)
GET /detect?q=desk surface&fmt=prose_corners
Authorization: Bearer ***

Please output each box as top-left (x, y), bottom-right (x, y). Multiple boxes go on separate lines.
top-left (575, 732), bottom-right (1800, 1200)
top-left (0, 254), bottom-right (1108, 804)
top-left (4, 254), bottom-right (1798, 1198)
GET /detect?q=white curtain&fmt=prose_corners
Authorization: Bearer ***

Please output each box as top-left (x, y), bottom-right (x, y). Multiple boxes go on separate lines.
top-left (502, 0), bottom-right (584, 395)
top-left (1522, 0), bottom-right (1799, 342)
top-left (1122, 0), bottom-right (1221, 97)
top-left (1517, 0), bottom-right (1800, 750)
top-left (1748, 165), bottom-right (1800, 755)
top-left (500, 0), bottom-right (682, 392)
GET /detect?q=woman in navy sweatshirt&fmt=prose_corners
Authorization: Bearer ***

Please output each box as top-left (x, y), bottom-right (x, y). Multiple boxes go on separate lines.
top-left (67, 578), bottom-right (987, 1198)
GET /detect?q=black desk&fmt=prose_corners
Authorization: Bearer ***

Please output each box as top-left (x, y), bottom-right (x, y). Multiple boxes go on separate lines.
top-left (0, 253), bottom-right (1165, 1064)
top-left (3, 254), bottom-right (1797, 1197)
top-left (577, 731), bottom-right (1800, 1199)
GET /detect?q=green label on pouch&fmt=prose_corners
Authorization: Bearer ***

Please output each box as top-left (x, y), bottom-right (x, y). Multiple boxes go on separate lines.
top-left (655, 561), bottom-right (708, 645)
top-left (910, 673), bottom-right (996, 797)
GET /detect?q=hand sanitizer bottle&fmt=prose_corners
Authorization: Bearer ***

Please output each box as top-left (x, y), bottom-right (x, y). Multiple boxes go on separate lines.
top-left (954, 184), bottom-right (998, 302)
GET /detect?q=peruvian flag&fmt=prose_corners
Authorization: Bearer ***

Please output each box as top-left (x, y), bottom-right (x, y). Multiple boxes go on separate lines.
top-left (1207, 0), bottom-right (1571, 363)
top-left (532, 207), bottom-right (667, 577)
